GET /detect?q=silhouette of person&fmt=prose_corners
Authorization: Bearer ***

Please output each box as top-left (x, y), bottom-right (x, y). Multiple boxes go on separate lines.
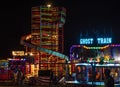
top-left (76, 66), bottom-right (87, 82)
top-left (17, 69), bottom-right (23, 85)
top-left (104, 69), bottom-right (114, 87)
top-left (76, 66), bottom-right (82, 81)
top-left (13, 70), bottom-right (18, 85)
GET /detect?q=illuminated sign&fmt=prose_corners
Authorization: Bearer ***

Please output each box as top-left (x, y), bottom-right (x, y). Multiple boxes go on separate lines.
top-left (12, 51), bottom-right (25, 56)
top-left (80, 38), bottom-right (112, 44)
top-left (97, 38), bottom-right (112, 44)
top-left (80, 38), bottom-right (93, 44)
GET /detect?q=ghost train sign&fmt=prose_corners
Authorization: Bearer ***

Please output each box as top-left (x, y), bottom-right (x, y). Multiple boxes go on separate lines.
top-left (80, 38), bottom-right (112, 45)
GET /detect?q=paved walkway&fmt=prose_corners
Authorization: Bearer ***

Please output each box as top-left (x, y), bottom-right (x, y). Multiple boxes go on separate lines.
top-left (0, 81), bottom-right (65, 87)
top-left (0, 85), bottom-right (65, 87)
top-left (0, 79), bottom-right (66, 87)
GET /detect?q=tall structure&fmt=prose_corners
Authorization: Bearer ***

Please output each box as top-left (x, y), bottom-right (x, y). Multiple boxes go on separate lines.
top-left (30, 6), bottom-right (66, 75)
top-left (31, 6), bottom-right (66, 53)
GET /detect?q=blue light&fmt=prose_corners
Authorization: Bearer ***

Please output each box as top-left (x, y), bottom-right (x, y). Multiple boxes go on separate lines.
top-left (80, 37), bottom-right (112, 45)
top-left (97, 38), bottom-right (112, 44)
top-left (80, 38), bottom-right (93, 44)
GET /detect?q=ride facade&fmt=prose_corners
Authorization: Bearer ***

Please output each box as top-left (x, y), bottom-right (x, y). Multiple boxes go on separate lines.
top-left (67, 34), bottom-right (120, 87)
top-left (20, 5), bottom-right (68, 78)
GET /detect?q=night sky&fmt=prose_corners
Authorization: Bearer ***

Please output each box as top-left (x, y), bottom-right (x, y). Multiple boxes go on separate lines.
top-left (0, 0), bottom-right (120, 58)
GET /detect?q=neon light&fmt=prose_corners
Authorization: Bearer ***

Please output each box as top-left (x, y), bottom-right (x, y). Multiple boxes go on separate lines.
top-left (80, 38), bottom-right (93, 44)
top-left (83, 45), bottom-right (109, 49)
top-left (70, 44), bottom-right (120, 60)
top-left (97, 38), bottom-right (112, 44)
top-left (76, 63), bottom-right (120, 67)
top-left (80, 38), bottom-right (112, 44)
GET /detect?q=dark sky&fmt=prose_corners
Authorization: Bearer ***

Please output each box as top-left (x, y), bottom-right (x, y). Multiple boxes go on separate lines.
top-left (0, 0), bottom-right (120, 58)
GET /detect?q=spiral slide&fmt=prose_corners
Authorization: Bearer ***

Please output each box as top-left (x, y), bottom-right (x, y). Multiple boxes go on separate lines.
top-left (20, 34), bottom-right (69, 61)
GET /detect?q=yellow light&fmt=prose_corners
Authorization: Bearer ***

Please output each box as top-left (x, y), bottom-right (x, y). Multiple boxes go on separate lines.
top-left (30, 52), bottom-right (33, 56)
top-left (12, 51), bottom-right (24, 56)
top-left (47, 4), bottom-right (51, 8)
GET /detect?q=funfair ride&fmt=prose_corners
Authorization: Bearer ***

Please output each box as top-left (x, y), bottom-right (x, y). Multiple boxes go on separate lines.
top-left (20, 6), bottom-right (68, 77)
top-left (67, 43), bottom-right (120, 87)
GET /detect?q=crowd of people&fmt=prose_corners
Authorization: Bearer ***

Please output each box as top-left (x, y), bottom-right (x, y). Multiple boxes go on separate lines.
top-left (75, 66), bottom-right (115, 87)
top-left (8, 65), bottom-right (116, 87)
top-left (11, 68), bottom-right (25, 86)
top-left (104, 69), bottom-right (114, 87)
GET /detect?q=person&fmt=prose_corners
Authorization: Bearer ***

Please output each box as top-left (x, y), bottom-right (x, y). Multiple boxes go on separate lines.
top-left (88, 68), bottom-right (92, 81)
top-left (76, 66), bottom-right (82, 81)
top-left (17, 69), bottom-right (23, 85)
top-left (104, 69), bottom-right (114, 87)
top-left (95, 69), bottom-right (101, 81)
top-left (13, 70), bottom-right (18, 85)
top-left (82, 66), bottom-right (87, 81)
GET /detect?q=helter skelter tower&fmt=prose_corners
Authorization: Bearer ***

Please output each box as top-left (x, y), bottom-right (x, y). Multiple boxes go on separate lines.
top-left (31, 5), bottom-right (66, 75)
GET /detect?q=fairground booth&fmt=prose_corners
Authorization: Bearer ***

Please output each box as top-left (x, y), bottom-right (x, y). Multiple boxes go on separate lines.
top-left (68, 33), bottom-right (120, 87)
top-left (0, 60), bottom-right (9, 80)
